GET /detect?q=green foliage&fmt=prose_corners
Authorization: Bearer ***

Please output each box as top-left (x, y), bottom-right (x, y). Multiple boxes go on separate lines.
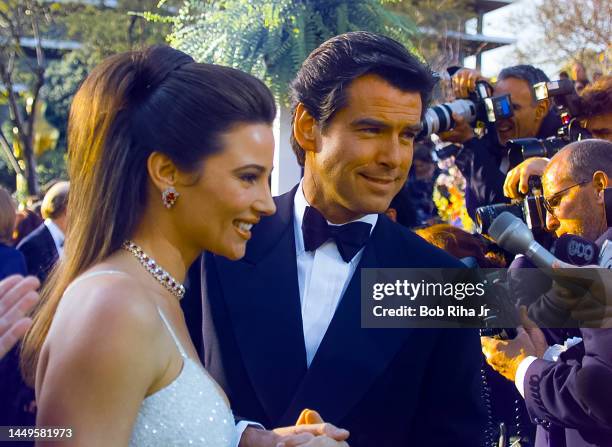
top-left (0, 0), bottom-right (174, 192)
top-left (159, 0), bottom-right (418, 102)
top-left (36, 147), bottom-right (67, 187)
top-left (56, 0), bottom-right (176, 62)
top-left (0, 157), bottom-right (16, 192)
top-left (44, 52), bottom-right (89, 133)
top-left (44, 0), bottom-right (176, 122)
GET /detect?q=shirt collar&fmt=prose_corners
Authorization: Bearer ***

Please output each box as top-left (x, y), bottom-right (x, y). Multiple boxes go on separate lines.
top-left (44, 218), bottom-right (65, 251)
top-left (293, 180), bottom-right (378, 255)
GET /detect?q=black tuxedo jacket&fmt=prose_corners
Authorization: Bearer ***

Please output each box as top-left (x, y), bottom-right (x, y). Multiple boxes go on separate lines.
top-left (16, 223), bottom-right (58, 284)
top-left (183, 187), bottom-right (486, 446)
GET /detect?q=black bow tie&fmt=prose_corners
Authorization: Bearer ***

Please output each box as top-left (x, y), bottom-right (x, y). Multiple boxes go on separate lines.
top-left (302, 206), bottom-right (372, 263)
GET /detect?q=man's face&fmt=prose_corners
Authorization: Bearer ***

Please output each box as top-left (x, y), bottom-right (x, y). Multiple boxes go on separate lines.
top-left (412, 158), bottom-right (435, 179)
top-left (541, 153), bottom-right (605, 241)
top-left (582, 112), bottom-right (612, 141)
top-left (493, 77), bottom-right (543, 145)
top-left (303, 74), bottom-right (422, 223)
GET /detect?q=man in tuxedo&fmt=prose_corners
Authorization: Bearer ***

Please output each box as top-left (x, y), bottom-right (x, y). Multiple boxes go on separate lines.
top-left (184, 32), bottom-right (485, 446)
top-left (482, 139), bottom-right (612, 446)
top-left (17, 181), bottom-right (69, 284)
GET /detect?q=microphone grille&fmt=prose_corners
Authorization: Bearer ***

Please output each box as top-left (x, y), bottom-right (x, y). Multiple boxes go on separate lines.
top-left (489, 212), bottom-right (523, 242)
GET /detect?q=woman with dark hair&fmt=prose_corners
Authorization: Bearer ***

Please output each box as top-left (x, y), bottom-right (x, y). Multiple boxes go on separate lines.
top-left (13, 209), bottom-right (44, 246)
top-left (20, 46), bottom-right (348, 447)
top-left (415, 224), bottom-right (506, 267)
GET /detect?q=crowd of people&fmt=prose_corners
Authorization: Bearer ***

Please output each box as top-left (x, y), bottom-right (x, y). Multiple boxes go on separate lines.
top-left (0, 30), bottom-right (611, 447)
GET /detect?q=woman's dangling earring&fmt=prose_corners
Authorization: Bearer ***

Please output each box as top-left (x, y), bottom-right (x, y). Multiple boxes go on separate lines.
top-left (162, 187), bottom-right (179, 208)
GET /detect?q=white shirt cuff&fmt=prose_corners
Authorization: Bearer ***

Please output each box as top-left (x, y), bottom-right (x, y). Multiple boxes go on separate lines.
top-left (542, 337), bottom-right (583, 362)
top-left (235, 420), bottom-right (265, 447)
top-left (515, 355), bottom-right (538, 398)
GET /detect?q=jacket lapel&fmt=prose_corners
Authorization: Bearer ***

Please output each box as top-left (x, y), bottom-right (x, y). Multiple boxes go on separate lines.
top-left (42, 224), bottom-right (59, 263)
top-left (214, 187), bottom-right (308, 424)
top-left (279, 217), bottom-right (415, 425)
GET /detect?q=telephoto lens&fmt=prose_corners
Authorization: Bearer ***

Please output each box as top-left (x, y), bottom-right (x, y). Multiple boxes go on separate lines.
top-left (507, 137), bottom-right (568, 168)
top-left (418, 99), bottom-right (477, 139)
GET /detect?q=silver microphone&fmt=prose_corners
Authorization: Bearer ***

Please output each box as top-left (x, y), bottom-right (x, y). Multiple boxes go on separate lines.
top-left (488, 212), bottom-right (572, 269)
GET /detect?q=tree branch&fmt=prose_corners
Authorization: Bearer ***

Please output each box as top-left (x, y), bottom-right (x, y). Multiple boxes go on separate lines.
top-left (0, 65), bottom-right (27, 143)
top-left (0, 128), bottom-right (23, 176)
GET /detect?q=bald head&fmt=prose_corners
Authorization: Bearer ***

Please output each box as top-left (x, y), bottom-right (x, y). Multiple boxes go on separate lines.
top-left (545, 139), bottom-right (612, 183)
top-left (542, 140), bottom-right (611, 240)
top-left (41, 181), bottom-right (70, 220)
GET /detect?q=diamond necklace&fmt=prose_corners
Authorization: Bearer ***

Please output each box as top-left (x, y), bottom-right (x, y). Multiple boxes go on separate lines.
top-left (122, 240), bottom-right (185, 300)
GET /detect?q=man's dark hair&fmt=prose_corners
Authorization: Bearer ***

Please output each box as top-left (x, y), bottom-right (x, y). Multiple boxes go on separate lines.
top-left (413, 142), bottom-right (434, 163)
top-left (498, 64), bottom-right (550, 103)
top-left (565, 139), bottom-right (612, 181)
top-left (289, 31), bottom-right (437, 166)
top-left (578, 75), bottom-right (612, 118)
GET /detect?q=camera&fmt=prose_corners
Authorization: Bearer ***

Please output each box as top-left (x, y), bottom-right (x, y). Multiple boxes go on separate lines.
top-left (475, 177), bottom-right (547, 236)
top-left (534, 79), bottom-right (583, 118)
top-left (506, 79), bottom-right (591, 167)
top-left (433, 143), bottom-right (461, 160)
top-left (418, 81), bottom-right (514, 140)
top-left (506, 136), bottom-right (569, 167)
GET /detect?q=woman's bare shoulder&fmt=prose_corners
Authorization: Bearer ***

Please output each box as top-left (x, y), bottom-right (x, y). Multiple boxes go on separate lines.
top-left (36, 270), bottom-right (167, 440)
top-left (57, 270), bottom-right (160, 332)
top-left (44, 270), bottom-right (165, 377)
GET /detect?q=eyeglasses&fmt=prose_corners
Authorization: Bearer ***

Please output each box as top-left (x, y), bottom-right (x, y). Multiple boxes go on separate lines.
top-left (542, 180), bottom-right (589, 217)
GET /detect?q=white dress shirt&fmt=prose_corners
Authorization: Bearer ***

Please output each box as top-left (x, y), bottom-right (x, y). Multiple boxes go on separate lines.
top-left (293, 182), bottom-right (377, 367)
top-left (514, 336), bottom-right (583, 398)
top-left (44, 218), bottom-right (65, 258)
top-left (200, 184), bottom-right (377, 441)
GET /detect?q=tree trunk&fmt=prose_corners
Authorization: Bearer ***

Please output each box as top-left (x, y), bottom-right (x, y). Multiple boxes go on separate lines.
top-left (22, 139), bottom-right (39, 197)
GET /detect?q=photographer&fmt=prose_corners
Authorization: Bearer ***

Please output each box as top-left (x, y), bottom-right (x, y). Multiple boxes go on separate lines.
top-left (504, 75), bottom-right (611, 200)
top-left (440, 65), bottom-right (560, 219)
top-left (482, 139), bottom-right (612, 447)
top-left (578, 74), bottom-right (612, 141)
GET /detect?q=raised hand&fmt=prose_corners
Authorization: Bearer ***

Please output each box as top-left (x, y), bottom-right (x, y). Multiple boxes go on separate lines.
top-left (481, 307), bottom-right (548, 382)
top-left (550, 263), bottom-right (612, 328)
top-left (0, 275), bottom-right (40, 359)
top-left (517, 306), bottom-right (548, 358)
top-left (438, 112), bottom-right (476, 144)
top-left (503, 157), bottom-right (549, 199)
top-left (451, 68), bottom-right (489, 99)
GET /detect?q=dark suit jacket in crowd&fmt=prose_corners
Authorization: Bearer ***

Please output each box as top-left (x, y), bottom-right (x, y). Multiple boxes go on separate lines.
top-left (523, 229), bottom-right (612, 447)
top-left (0, 244), bottom-right (34, 445)
top-left (0, 243), bottom-right (27, 280)
top-left (455, 111), bottom-right (562, 220)
top-left (16, 223), bottom-right (58, 284)
top-left (183, 186), bottom-right (486, 447)
top-left (525, 329), bottom-right (612, 447)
